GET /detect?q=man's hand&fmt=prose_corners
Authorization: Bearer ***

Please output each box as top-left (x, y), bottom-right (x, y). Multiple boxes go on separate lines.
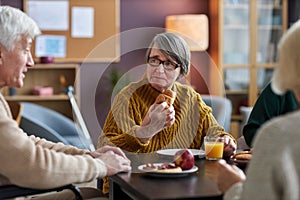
top-left (88, 146), bottom-right (131, 176)
top-left (216, 159), bottom-right (246, 192)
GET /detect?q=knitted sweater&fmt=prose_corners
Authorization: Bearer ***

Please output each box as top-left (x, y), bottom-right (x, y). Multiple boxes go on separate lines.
top-left (98, 79), bottom-right (226, 152)
top-left (243, 83), bottom-right (298, 147)
top-left (98, 78), bottom-right (232, 194)
top-left (0, 93), bottom-right (107, 189)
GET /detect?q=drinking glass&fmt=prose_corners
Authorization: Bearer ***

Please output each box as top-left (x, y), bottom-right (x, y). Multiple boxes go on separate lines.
top-left (204, 136), bottom-right (224, 160)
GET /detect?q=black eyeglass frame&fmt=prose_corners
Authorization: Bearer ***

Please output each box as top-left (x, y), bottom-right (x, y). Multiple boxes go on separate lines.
top-left (147, 57), bottom-right (181, 71)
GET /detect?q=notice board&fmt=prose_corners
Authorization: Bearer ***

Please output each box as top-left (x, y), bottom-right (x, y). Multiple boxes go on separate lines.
top-left (24, 0), bottom-right (120, 62)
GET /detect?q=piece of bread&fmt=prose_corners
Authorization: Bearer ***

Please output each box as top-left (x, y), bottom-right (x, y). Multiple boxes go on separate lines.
top-left (234, 153), bottom-right (252, 160)
top-left (155, 89), bottom-right (176, 107)
top-left (232, 150), bottom-right (252, 160)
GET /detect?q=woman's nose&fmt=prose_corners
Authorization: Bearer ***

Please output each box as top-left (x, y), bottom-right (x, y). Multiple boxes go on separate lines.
top-left (156, 63), bottom-right (165, 73)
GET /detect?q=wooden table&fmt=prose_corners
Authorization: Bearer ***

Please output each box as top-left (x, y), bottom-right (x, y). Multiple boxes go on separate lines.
top-left (109, 152), bottom-right (223, 200)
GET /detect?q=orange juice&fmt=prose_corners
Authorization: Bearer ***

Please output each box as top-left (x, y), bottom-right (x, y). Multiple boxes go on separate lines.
top-left (204, 141), bottom-right (224, 160)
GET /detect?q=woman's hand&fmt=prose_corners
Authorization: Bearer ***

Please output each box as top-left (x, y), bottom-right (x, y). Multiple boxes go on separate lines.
top-left (148, 102), bottom-right (175, 128)
top-left (222, 135), bottom-right (236, 157)
top-left (137, 102), bottom-right (175, 142)
top-left (216, 159), bottom-right (246, 192)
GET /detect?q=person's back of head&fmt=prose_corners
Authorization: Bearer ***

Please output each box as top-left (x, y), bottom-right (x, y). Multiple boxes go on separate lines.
top-left (0, 6), bottom-right (40, 51)
top-left (272, 19), bottom-right (300, 95)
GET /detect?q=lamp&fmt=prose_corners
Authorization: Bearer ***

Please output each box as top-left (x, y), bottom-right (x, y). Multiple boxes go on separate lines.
top-left (165, 14), bottom-right (209, 51)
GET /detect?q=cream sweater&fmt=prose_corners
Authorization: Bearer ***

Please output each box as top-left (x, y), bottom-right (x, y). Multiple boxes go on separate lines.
top-left (225, 110), bottom-right (300, 200)
top-left (0, 93), bottom-right (106, 189)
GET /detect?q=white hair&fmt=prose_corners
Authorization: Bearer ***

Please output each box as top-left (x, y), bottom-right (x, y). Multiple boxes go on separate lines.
top-left (271, 19), bottom-right (300, 95)
top-left (0, 6), bottom-right (40, 51)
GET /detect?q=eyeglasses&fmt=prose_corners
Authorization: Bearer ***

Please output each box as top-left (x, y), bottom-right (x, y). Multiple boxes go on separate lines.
top-left (147, 57), bottom-right (180, 71)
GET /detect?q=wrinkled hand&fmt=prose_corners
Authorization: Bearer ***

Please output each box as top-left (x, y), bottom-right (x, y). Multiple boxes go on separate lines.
top-left (142, 102), bottom-right (175, 128)
top-left (90, 145), bottom-right (127, 159)
top-left (88, 146), bottom-right (131, 176)
top-left (138, 102), bottom-right (175, 142)
top-left (148, 102), bottom-right (175, 128)
top-left (216, 159), bottom-right (246, 192)
top-left (222, 135), bottom-right (236, 157)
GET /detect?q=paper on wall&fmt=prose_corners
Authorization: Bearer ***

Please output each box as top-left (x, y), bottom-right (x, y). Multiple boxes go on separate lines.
top-left (26, 0), bottom-right (69, 31)
top-left (71, 7), bottom-right (94, 38)
top-left (35, 35), bottom-right (66, 58)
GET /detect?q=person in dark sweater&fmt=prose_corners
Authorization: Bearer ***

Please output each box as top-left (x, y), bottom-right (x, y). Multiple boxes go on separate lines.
top-left (243, 82), bottom-right (298, 147)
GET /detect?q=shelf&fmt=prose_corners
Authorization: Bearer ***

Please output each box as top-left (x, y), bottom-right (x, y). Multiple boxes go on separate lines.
top-left (224, 4), bottom-right (248, 9)
top-left (4, 63), bottom-right (79, 119)
top-left (5, 94), bottom-right (69, 101)
top-left (224, 25), bottom-right (282, 31)
top-left (223, 25), bottom-right (249, 30)
top-left (223, 64), bottom-right (250, 68)
top-left (258, 4), bottom-right (282, 9)
top-left (258, 25), bottom-right (283, 30)
top-left (31, 63), bottom-right (79, 69)
top-left (256, 63), bottom-right (276, 68)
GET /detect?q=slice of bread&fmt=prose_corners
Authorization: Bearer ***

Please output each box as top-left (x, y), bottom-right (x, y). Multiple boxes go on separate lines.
top-left (155, 89), bottom-right (176, 107)
top-left (233, 150), bottom-right (252, 160)
top-left (234, 153), bottom-right (252, 160)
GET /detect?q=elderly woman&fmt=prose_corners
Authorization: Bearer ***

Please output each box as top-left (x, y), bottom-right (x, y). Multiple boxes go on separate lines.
top-left (98, 32), bottom-right (236, 195)
top-left (0, 6), bottom-right (130, 200)
top-left (217, 19), bottom-right (300, 200)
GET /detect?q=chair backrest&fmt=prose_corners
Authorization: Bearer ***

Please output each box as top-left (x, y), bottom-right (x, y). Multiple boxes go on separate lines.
top-left (20, 102), bottom-right (92, 150)
top-left (201, 95), bottom-right (232, 132)
top-left (237, 106), bottom-right (253, 150)
top-left (239, 106), bottom-right (253, 135)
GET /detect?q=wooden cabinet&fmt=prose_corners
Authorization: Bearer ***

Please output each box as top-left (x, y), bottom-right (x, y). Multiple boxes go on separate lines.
top-left (209, 0), bottom-right (288, 134)
top-left (2, 64), bottom-right (79, 119)
top-left (209, 0), bottom-right (288, 135)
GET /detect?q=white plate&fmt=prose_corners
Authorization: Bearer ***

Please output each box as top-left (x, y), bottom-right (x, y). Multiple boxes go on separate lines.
top-left (156, 149), bottom-right (205, 158)
top-left (138, 163), bottom-right (198, 177)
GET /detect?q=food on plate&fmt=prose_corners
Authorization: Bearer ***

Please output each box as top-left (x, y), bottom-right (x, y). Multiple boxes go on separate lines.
top-left (232, 150), bottom-right (253, 161)
top-left (155, 89), bottom-right (176, 107)
top-left (143, 162), bottom-right (182, 173)
top-left (234, 153), bottom-right (252, 160)
top-left (173, 149), bottom-right (195, 170)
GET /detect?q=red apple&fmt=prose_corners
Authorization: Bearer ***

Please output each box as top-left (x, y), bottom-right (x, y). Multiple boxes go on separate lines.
top-left (173, 149), bottom-right (194, 170)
